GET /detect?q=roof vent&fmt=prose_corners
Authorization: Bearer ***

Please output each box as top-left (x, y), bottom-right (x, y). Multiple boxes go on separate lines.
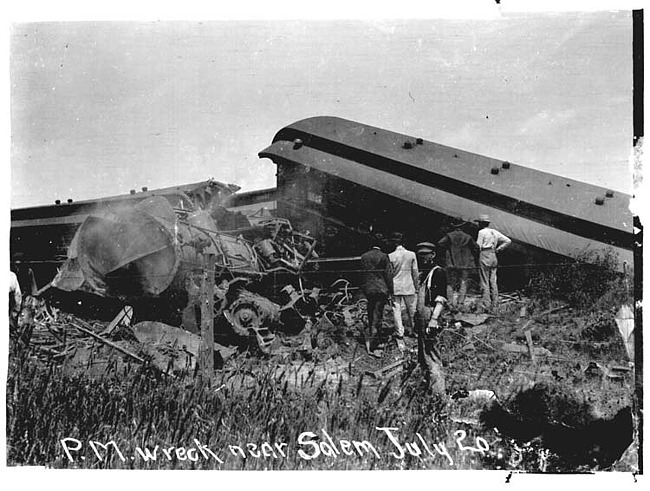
top-left (491, 166), bottom-right (500, 175)
top-left (293, 138), bottom-right (303, 149)
top-left (67, 198), bottom-right (73, 204)
top-left (402, 141), bottom-right (413, 149)
top-left (595, 197), bottom-right (605, 205)
top-left (130, 189), bottom-right (136, 194)
top-left (142, 186), bottom-right (148, 192)
top-left (502, 161), bottom-right (511, 169)
top-left (416, 138), bottom-right (424, 145)
top-left (55, 199), bottom-right (61, 205)
top-left (605, 189), bottom-right (614, 198)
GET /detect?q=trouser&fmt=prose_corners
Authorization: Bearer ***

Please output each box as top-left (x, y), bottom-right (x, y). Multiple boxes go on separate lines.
top-left (478, 263), bottom-right (499, 311)
top-left (415, 302), bottom-right (446, 396)
top-left (365, 293), bottom-right (388, 350)
top-left (446, 267), bottom-right (469, 308)
top-left (392, 294), bottom-right (417, 337)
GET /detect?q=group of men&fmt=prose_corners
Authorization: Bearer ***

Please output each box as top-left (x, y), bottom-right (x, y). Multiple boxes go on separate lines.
top-left (359, 214), bottom-right (511, 393)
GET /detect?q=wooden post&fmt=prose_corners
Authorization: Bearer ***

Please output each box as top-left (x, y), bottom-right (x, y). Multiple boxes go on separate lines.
top-left (524, 330), bottom-right (537, 363)
top-left (199, 252), bottom-right (215, 373)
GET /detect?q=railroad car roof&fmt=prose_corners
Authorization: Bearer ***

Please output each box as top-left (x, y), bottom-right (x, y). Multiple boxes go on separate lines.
top-left (266, 116), bottom-right (632, 235)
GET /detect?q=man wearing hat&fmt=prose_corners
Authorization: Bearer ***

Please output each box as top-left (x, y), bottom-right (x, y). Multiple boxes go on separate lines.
top-left (415, 241), bottom-right (448, 396)
top-left (388, 232), bottom-right (419, 351)
top-left (437, 219), bottom-right (478, 311)
top-left (359, 236), bottom-right (394, 354)
top-left (474, 214), bottom-right (511, 313)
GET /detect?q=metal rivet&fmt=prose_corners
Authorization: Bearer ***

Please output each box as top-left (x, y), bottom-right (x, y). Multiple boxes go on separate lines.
top-left (595, 197), bottom-right (605, 205)
top-left (416, 138), bottom-right (424, 145)
top-left (67, 198), bottom-right (73, 204)
top-left (605, 190), bottom-right (614, 198)
top-left (491, 167), bottom-right (500, 175)
top-left (403, 141), bottom-right (413, 149)
top-left (502, 161), bottom-right (511, 169)
top-left (130, 189), bottom-right (136, 194)
top-left (142, 186), bottom-right (148, 192)
top-left (55, 199), bottom-right (61, 205)
top-left (293, 138), bottom-right (303, 149)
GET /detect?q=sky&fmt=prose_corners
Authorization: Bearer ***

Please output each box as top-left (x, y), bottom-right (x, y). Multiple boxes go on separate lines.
top-left (8, 4), bottom-right (638, 209)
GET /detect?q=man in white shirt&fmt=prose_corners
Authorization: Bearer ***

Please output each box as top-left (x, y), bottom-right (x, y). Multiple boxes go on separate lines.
top-left (388, 232), bottom-right (419, 351)
top-left (9, 270), bottom-right (22, 328)
top-left (475, 214), bottom-right (511, 313)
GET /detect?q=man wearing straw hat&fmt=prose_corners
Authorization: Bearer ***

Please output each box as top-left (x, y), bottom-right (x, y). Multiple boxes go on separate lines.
top-left (437, 218), bottom-right (478, 311)
top-left (474, 214), bottom-right (511, 313)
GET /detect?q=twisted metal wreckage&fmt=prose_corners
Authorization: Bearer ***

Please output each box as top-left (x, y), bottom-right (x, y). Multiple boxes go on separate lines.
top-left (23, 180), bottom-right (322, 354)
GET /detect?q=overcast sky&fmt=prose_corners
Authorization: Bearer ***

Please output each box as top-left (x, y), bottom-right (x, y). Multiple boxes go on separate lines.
top-left (9, 8), bottom-right (636, 209)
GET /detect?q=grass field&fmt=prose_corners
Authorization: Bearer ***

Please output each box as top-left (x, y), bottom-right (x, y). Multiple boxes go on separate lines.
top-left (5, 255), bottom-right (638, 472)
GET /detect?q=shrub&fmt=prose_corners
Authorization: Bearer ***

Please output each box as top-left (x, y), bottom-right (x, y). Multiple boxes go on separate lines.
top-left (525, 248), bottom-right (631, 310)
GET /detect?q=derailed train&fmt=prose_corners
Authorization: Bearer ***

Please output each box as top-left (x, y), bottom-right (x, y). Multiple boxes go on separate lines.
top-left (11, 116), bottom-right (636, 346)
top-left (254, 116), bottom-right (635, 277)
top-left (11, 179), bottom-right (317, 351)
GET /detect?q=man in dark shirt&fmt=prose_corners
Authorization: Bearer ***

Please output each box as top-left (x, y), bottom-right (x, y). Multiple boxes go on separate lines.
top-left (415, 242), bottom-right (448, 396)
top-left (360, 237), bottom-right (393, 354)
top-left (437, 219), bottom-right (478, 311)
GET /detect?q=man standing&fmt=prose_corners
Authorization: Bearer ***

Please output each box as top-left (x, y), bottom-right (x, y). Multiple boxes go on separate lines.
top-left (9, 270), bottom-right (22, 330)
top-left (360, 237), bottom-right (393, 354)
top-left (388, 232), bottom-right (419, 351)
top-left (415, 242), bottom-right (448, 396)
top-left (437, 219), bottom-right (478, 311)
top-left (475, 214), bottom-right (511, 313)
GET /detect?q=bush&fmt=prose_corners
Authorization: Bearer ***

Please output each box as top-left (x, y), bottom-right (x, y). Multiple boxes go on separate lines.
top-left (525, 248), bottom-right (631, 310)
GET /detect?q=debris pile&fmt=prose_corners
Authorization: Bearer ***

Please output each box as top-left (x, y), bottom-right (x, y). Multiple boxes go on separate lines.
top-left (13, 297), bottom-right (235, 377)
top-left (12, 277), bottom-right (382, 380)
top-left (44, 195), bottom-right (322, 352)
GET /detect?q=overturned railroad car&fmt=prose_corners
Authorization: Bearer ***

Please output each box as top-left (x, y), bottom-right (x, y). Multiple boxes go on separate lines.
top-left (258, 116), bottom-right (634, 283)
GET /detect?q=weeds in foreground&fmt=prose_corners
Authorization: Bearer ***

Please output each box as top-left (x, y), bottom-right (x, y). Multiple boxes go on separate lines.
top-left (6, 339), bottom-right (481, 470)
top-left (525, 248), bottom-right (632, 311)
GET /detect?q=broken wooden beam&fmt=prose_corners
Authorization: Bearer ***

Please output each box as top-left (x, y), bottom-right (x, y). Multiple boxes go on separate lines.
top-left (501, 342), bottom-right (552, 357)
top-left (70, 321), bottom-right (146, 364)
top-left (521, 304), bottom-right (570, 332)
top-left (524, 330), bottom-right (537, 363)
top-left (367, 359), bottom-right (405, 379)
top-left (101, 305), bottom-right (134, 336)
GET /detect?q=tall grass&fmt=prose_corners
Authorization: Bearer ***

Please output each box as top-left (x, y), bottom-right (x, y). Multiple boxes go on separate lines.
top-left (7, 339), bottom-right (492, 470)
top-left (525, 248), bottom-right (632, 310)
